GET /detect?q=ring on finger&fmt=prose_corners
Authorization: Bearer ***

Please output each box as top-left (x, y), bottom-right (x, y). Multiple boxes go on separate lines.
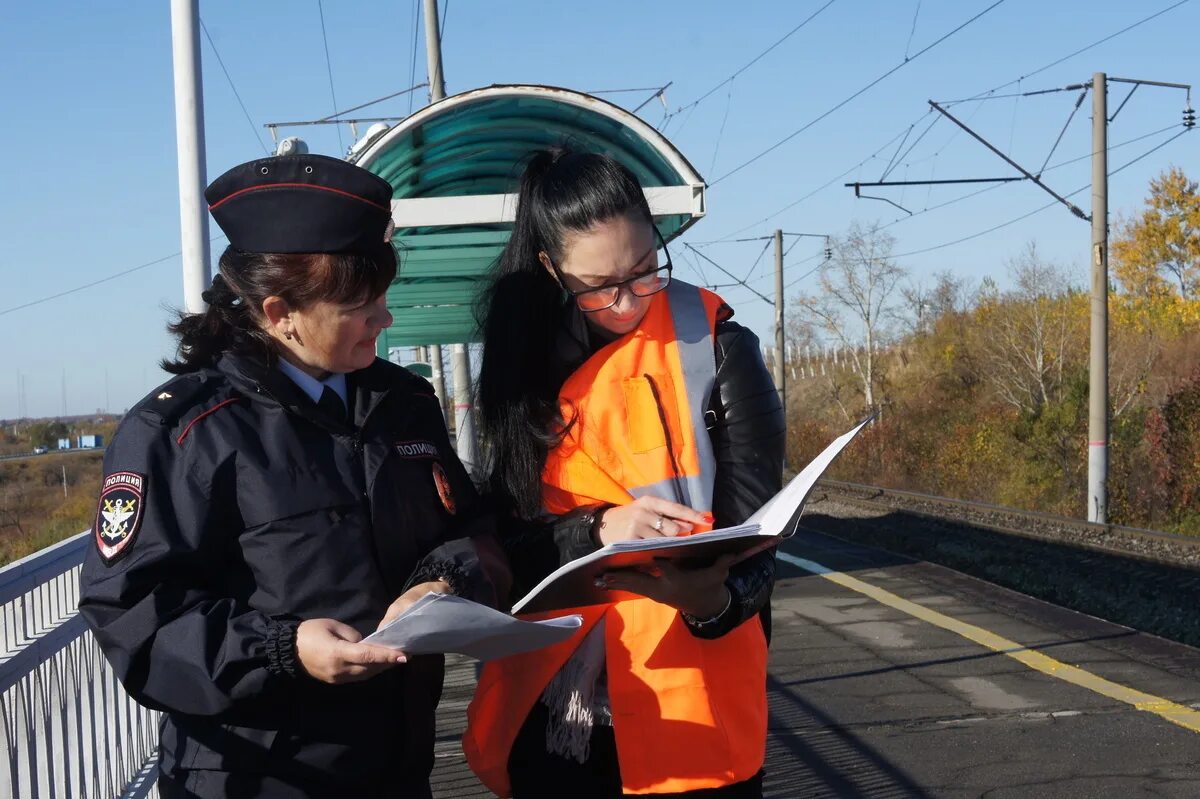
top-left (654, 516), bottom-right (665, 532)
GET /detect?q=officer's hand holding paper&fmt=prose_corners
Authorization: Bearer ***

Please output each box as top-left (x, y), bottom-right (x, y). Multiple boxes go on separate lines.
top-left (364, 592), bottom-right (583, 661)
top-left (511, 416), bottom-right (873, 615)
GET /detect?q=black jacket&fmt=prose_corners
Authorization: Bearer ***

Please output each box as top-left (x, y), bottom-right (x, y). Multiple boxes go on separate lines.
top-left (503, 317), bottom-right (785, 638)
top-left (78, 353), bottom-right (506, 798)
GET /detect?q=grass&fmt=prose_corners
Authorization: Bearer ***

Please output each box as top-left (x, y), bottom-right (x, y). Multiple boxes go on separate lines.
top-left (0, 452), bottom-right (104, 566)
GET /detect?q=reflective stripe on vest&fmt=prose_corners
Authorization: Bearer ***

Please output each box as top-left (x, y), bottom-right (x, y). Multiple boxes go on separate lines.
top-left (464, 282), bottom-right (768, 797)
top-left (627, 279), bottom-right (718, 510)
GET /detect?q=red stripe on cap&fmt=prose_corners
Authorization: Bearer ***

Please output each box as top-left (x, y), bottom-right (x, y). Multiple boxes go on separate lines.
top-left (208, 183), bottom-right (390, 213)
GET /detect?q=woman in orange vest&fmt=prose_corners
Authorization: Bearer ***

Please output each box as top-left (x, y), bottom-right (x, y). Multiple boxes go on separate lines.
top-left (467, 148), bottom-right (785, 798)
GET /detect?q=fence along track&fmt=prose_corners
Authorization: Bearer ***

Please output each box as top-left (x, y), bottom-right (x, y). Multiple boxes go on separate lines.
top-left (813, 480), bottom-right (1200, 571)
top-left (1, 531), bottom-right (160, 799)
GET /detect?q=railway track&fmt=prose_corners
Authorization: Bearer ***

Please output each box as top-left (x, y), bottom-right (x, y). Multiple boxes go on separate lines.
top-left (800, 480), bottom-right (1200, 649)
top-left (813, 479), bottom-right (1200, 570)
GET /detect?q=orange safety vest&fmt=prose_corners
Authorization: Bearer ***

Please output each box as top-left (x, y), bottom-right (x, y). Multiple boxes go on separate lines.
top-left (464, 280), bottom-right (768, 796)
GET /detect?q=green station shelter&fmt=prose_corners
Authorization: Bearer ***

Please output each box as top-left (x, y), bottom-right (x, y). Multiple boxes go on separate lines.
top-left (351, 84), bottom-right (708, 353)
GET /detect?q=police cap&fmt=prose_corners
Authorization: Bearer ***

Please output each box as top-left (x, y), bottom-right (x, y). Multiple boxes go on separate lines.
top-left (205, 154), bottom-right (394, 255)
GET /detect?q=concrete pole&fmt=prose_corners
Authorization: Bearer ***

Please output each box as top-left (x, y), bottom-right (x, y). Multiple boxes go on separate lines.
top-left (418, 0), bottom-right (450, 425)
top-left (452, 343), bottom-right (478, 473)
top-left (170, 0), bottom-right (211, 314)
top-left (422, 0), bottom-right (446, 101)
top-left (430, 344), bottom-right (448, 423)
top-left (773, 229), bottom-right (786, 407)
top-left (422, 0), bottom-right (476, 468)
top-left (429, 346), bottom-right (447, 424)
top-left (1088, 73), bottom-right (1109, 523)
top-left (774, 229), bottom-right (787, 471)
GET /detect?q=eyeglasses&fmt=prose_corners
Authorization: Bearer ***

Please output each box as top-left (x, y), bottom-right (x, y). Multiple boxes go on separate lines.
top-left (548, 229), bottom-right (673, 313)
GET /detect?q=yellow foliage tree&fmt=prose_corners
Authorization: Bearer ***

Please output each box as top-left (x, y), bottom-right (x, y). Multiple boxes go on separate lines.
top-left (1112, 167), bottom-right (1200, 299)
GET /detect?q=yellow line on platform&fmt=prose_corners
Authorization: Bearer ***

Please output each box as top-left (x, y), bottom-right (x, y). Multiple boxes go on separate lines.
top-left (777, 551), bottom-right (1200, 735)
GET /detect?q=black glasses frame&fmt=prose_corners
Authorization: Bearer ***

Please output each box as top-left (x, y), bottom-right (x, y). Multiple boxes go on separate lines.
top-left (548, 227), bottom-right (674, 313)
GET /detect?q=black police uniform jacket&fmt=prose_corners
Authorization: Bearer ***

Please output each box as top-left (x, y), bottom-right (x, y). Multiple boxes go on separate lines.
top-left (79, 352), bottom-right (506, 797)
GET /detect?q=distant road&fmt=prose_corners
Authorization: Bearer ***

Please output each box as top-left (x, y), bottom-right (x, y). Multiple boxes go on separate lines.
top-left (0, 448), bottom-right (105, 464)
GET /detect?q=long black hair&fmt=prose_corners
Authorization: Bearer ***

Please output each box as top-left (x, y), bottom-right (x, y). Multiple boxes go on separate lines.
top-left (477, 148), bottom-right (653, 519)
top-left (163, 245), bottom-right (396, 374)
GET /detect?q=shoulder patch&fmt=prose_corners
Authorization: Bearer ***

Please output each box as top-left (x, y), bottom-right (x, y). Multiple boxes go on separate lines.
top-left (94, 471), bottom-right (146, 564)
top-left (432, 462), bottom-right (457, 515)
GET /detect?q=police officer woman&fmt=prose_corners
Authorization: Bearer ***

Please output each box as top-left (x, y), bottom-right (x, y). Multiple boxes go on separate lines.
top-left (79, 154), bottom-right (506, 798)
top-left (463, 149), bottom-right (784, 798)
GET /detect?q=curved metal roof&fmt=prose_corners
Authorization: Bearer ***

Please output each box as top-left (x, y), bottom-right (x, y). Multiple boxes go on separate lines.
top-left (352, 84), bottom-right (706, 347)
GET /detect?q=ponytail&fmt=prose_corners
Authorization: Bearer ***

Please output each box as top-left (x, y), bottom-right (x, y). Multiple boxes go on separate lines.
top-left (161, 271), bottom-right (273, 374)
top-left (162, 244), bottom-right (397, 374)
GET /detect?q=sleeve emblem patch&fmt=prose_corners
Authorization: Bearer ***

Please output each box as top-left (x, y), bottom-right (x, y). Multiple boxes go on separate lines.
top-left (94, 471), bottom-right (146, 564)
top-left (431, 462), bottom-right (457, 515)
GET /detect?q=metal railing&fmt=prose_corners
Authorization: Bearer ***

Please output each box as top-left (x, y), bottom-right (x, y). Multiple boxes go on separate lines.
top-left (1, 531), bottom-right (160, 799)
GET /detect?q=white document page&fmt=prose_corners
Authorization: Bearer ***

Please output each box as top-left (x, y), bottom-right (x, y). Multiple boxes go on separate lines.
top-left (510, 415), bottom-right (874, 616)
top-left (363, 592), bottom-right (583, 661)
top-left (747, 414), bottom-right (874, 536)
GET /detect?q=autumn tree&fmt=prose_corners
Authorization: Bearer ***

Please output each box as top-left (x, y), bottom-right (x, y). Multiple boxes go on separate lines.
top-left (901, 270), bottom-right (969, 337)
top-left (792, 222), bottom-right (906, 411)
top-left (972, 243), bottom-right (1085, 415)
top-left (1112, 167), bottom-right (1200, 299)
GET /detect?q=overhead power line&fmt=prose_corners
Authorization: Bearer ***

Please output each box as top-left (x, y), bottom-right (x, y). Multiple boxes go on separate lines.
top-left (709, 0), bottom-right (1009, 186)
top-left (712, 1), bottom-right (1189, 240)
top-left (660, 0), bottom-right (839, 128)
top-left (777, 125), bottom-right (1191, 291)
top-left (316, 0), bottom-right (343, 152)
top-left (785, 252), bottom-right (830, 291)
top-left (887, 126), bottom-right (1192, 260)
top-left (683, 244), bottom-right (774, 304)
top-left (871, 122), bottom-right (1185, 234)
top-left (903, 0), bottom-right (923, 61)
top-left (263, 84), bottom-right (429, 135)
top-left (742, 238), bottom-right (774, 283)
top-left (315, 84), bottom-right (429, 122)
top-left (199, 18), bottom-right (269, 155)
top-left (965, 0), bottom-right (1192, 101)
top-left (706, 114), bottom-right (932, 240)
top-left (0, 236), bottom-right (229, 318)
top-left (407, 0), bottom-right (421, 115)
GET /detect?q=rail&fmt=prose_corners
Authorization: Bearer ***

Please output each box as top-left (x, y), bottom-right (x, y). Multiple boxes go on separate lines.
top-left (0, 530), bottom-right (159, 799)
top-left (814, 479), bottom-right (1200, 569)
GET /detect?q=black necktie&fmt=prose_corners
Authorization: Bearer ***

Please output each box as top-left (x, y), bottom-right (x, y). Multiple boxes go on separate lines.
top-left (317, 385), bottom-right (347, 422)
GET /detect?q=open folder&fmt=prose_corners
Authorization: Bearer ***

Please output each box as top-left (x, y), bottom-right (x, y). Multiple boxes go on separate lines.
top-left (510, 416), bottom-right (873, 616)
top-left (363, 592), bottom-right (583, 661)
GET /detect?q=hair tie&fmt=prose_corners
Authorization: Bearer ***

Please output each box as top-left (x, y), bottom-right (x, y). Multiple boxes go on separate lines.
top-left (202, 273), bottom-right (243, 309)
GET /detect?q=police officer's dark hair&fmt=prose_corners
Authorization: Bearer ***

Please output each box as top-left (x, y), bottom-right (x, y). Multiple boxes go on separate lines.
top-left (476, 147), bottom-right (653, 519)
top-left (162, 245), bottom-right (397, 374)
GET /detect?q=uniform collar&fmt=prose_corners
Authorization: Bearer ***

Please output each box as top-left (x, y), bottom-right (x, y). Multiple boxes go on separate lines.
top-left (276, 357), bottom-right (348, 406)
top-left (217, 351), bottom-right (396, 431)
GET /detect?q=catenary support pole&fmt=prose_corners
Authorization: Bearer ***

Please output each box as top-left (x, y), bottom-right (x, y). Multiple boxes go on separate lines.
top-left (1088, 72), bottom-right (1109, 523)
top-left (774, 229), bottom-right (787, 470)
top-left (423, 0), bottom-right (477, 468)
top-left (170, 0), bottom-right (211, 314)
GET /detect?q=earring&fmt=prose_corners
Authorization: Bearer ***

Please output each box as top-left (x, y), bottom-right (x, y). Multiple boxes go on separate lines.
top-left (283, 330), bottom-right (295, 341)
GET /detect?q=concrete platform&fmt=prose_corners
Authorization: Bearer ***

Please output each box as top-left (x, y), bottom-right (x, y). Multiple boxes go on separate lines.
top-left (432, 521), bottom-right (1200, 797)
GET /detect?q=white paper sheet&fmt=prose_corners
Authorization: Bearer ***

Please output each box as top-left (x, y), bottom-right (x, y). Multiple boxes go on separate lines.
top-left (363, 592), bottom-right (583, 661)
top-left (510, 415), bottom-right (874, 616)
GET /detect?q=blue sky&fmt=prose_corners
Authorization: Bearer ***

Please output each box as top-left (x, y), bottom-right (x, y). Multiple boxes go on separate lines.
top-left (2, 0), bottom-right (1196, 418)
